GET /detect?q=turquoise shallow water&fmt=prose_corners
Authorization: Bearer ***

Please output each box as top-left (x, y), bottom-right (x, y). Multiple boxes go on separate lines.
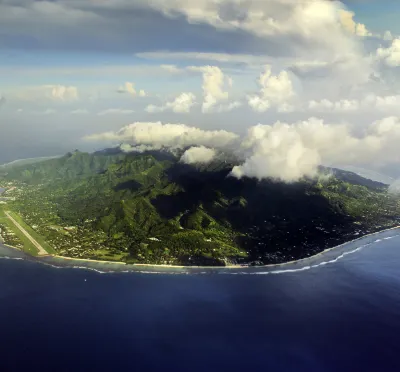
top-left (1, 230), bottom-right (400, 372)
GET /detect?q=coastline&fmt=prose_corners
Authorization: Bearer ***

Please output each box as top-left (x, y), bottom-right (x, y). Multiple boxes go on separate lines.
top-left (2, 224), bottom-right (400, 270)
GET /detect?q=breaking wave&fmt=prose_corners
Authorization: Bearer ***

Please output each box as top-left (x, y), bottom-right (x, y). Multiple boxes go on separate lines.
top-left (1, 231), bottom-right (399, 276)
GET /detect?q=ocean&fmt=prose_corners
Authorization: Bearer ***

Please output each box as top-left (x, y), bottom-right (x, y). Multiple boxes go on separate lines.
top-left (1, 231), bottom-right (400, 372)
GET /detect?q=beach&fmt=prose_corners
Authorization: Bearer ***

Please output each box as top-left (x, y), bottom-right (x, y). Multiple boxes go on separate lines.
top-left (2, 224), bottom-right (400, 272)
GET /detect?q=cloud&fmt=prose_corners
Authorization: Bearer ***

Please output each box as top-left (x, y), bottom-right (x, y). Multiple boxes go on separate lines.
top-left (119, 143), bottom-right (155, 153)
top-left (215, 101), bottom-right (242, 113)
top-left (97, 108), bottom-right (135, 116)
top-left (247, 65), bottom-right (294, 112)
top-left (188, 66), bottom-right (229, 112)
top-left (85, 122), bottom-right (239, 150)
top-left (145, 92), bottom-right (196, 113)
top-left (117, 82), bottom-right (146, 97)
top-left (231, 116), bottom-right (400, 183)
top-left (159, 64), bottom-right (183, 74)
top-left (43, 85), bottom-right (79, 101)
top-left (146, 0), bottom-right (358, 54)
top-left (339, 9), bottom-right (372, 37)
top-left (305, 94), bottom-right (400, 114)
top-left (15, 85), bottom-right (79, 102)
top-left (307, 99), bottom-right (359, 112)
top-left (138, 52), bottom-right (275, 66)
top-left (376, 38), bottom-right (400, 67)
top-left (383, 31), bottom-right (394, 41)
top-left (0, 96), bottom-right (5, 107)
top-left (247, 96), bottom-right (270, 113)
top-left (180, 146), bottom-right (217, 164)
top-left (70, 109), bottom-right (89, 115)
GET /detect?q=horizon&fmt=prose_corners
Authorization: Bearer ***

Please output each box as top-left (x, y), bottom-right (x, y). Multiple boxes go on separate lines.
top-left (1, 0), bottom-right (400, 180)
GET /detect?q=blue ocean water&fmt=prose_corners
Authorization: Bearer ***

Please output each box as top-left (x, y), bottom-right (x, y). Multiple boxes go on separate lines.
top-left (1, 232), bottom-right (400, 372)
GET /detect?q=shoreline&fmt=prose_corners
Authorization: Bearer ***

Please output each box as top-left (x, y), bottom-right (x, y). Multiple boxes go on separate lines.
top-left (2, 224), bottom-right (400, 270)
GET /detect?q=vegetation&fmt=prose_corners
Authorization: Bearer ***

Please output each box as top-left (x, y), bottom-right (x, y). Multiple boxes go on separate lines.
top-left (1, 149), bottom-right (399, 266)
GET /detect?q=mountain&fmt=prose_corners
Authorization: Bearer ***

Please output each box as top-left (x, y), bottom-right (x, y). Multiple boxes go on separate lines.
top-left (333, 165), bottom-right (395, 186)
top-left (1, 150), bottom-right (399, 266)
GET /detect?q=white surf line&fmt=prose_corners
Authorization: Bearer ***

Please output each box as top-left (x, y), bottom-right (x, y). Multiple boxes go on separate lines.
top-left (4, 211), bottom-right (48, 256)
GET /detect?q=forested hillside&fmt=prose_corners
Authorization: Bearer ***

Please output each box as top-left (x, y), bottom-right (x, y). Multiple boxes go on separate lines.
top-left (1, 149), bottom-right (399, 266)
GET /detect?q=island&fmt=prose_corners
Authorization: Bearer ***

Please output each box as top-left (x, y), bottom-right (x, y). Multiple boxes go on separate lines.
top-left (1, 149), bottom-right (399, 266)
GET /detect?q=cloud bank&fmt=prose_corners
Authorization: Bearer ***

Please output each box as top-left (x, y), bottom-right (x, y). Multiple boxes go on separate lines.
top-left (86, 116), bottom-right (400, 183)
top-left (85, 122), bottom-right (239, 150)
top-left (232, 117), bottom-right (400, 182)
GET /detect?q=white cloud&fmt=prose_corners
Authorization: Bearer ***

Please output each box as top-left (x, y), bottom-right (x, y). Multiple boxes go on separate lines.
top-left (188, 66), bottom-right (229, 113)
top-left (307, 99), bottom-right (359, 112)
top-left (117, 82), bottom-right (146, 97)
top-left (247, 96), bottom-right (270, 113)
top-left (215, 101), bottom-right (242, 113)
top-left (231, 117), bottom-right (400, 183)
top-left (339, 9), bottom-right (372, 37)
top-left (160, 64), bottom-right (183, 74)
top-left (138, 52), bottom-right (272, 66)
top-left (119, 143), bottom-right (155, 153)
top-left (180, 146), bottom-right (217, 164)
top-left (145, 92), bottom-right (196, 113)
top-left (43, 85), bottom-right (79, 101)
top-left (97, 108), bottom-right (135, 116)
top-left (383, 31), bottom-right (394, 41)
top-left (14, 85), bottom-right (79, 102)
top-left (85, 121), bottom-right (239, 150)
top-left (376, 38), bottom-right (400, 67)
top-left (247, 65), bottom-right (294, 112)
top-left (305, 95), bottom-right (400, 114)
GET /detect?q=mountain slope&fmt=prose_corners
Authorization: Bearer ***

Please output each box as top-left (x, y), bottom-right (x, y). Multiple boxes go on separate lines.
top-left (1, 150), bottom-right (399, 266)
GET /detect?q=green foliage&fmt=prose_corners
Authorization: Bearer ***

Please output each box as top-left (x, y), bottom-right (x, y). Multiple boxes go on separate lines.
top-left (3, 149), bottom-right (400, 265)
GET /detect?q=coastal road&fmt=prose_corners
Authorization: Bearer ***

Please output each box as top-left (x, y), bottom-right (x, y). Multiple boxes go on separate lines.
top-left (4, 211), bottom-right (48, 256)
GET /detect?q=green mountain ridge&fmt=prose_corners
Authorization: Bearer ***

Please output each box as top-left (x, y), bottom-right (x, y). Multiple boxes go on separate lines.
top-left (1, 150), bottom-right (399, 266)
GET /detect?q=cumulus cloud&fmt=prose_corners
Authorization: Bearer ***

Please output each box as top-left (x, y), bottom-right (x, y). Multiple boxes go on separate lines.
top-left (339, 9), bottom-right (372, 37)
top-left (117, 82), bottom-right (146, 97)
top-left (248, 65), bottom-right (294, 112)
top-left (188, 66), bottom-right (229, 112)
top-left (145, 92), bottom-right (196, 113)
top-left (376, 38), bottom-right (400, 67)
top-left (231, 117), bottom-right (400, 183)
top-left (85, 122), bottom-right (239, 150)
top-left (180, 146), bottom-right (217, 164)
top-left (97, 108), bottom-right (135, 116)
top-left (43, 85), bottom-right (79, 101)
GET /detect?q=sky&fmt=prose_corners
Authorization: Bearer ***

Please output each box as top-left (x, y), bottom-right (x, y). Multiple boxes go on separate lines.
top-left (1, 0), bottom-right (400, 181)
